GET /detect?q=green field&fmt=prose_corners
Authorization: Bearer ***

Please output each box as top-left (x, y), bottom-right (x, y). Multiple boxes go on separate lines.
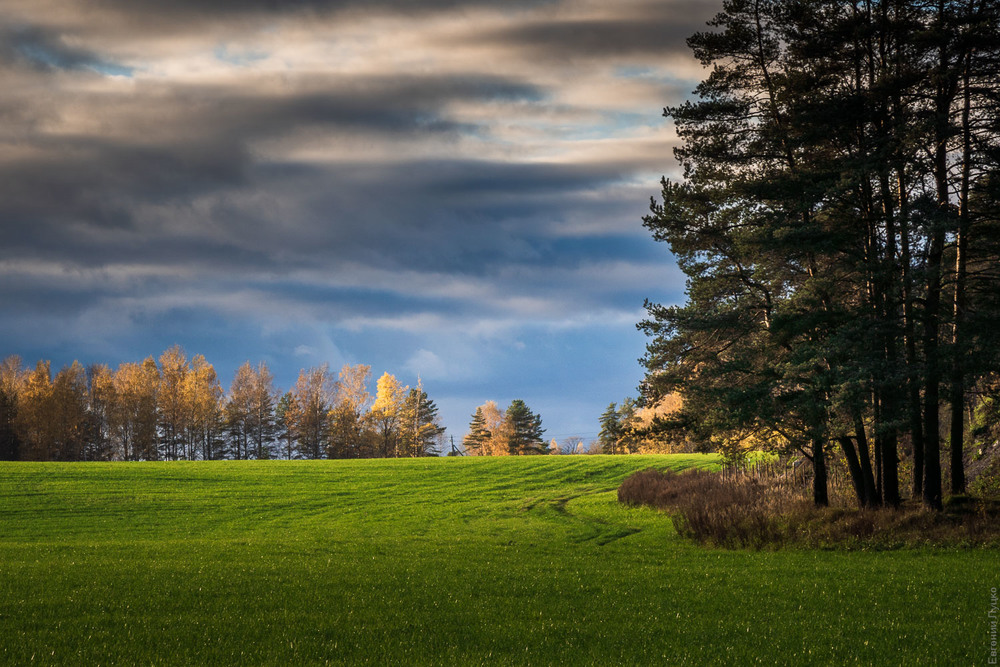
top-left (0, 456), bottom-right (993, 665)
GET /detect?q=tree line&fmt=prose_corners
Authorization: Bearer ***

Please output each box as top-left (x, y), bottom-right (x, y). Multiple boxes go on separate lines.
top-left (0, 346), bottom-right (445, 461)
top-left (640, 0), bottom-right (1000, 509)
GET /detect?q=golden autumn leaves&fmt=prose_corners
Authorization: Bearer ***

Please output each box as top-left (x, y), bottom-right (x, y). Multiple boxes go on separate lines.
top-left (0, 345), bottom-right (444, 461)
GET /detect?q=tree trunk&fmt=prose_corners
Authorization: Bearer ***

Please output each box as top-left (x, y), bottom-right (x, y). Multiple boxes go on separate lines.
top-left (873, 391), bottom-right (884, 502)
top-left (897, 170), bottom-right (924, 500)
top-left (923, 0), bottom-right (954, 511)
top-left (839, 436), bottom-right (874, 508)
top-left (949, 50), bottom-right (973, 496)
top-left (812, 435), bottom-right (829, 507)
top-left (923, 194), bottom-right (946, 511)
top-left (875, 16), bottom-right (901, 509)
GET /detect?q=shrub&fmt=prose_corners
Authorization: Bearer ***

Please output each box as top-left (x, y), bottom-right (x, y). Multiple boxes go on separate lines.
top-left (619, 468), bottom-right (1000, 549)
top-left (619, 468), bottom-right (805, 548)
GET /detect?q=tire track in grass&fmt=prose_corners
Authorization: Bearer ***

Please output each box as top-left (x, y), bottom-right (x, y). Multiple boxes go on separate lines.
top-left (519, 490), bottom-right (642, 547)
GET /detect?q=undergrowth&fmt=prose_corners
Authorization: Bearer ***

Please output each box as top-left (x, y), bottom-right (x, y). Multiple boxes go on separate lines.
top-left (618, 467), bottom-right (1000, 549)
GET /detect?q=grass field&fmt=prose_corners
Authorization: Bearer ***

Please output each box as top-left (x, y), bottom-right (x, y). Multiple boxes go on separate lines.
top-left (0, 455), bottom-right (993, 665)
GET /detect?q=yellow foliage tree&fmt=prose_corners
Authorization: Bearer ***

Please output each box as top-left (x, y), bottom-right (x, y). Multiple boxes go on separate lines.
top-left (186, 355), bottom-right (224, 460)
top-left (157, 345), bottom-right (189, 460)
top-left (371, 372), bottom-right (408, 458)
top-left (328, 364), bottom-right (373, 458)
top-left (111, 358), bottom-right (160, 460)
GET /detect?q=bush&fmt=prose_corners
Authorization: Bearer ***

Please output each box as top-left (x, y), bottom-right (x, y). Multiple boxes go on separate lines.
top-left (619, 468), bottom-right (1000, 549)
top-left (619, 468), bottom-right (805, 548)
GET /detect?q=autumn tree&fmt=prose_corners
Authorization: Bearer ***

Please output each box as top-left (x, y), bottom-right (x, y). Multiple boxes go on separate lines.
top-left (463, 399), bottom-right (544, 456)
top-left (14, 361), bottom-right (90, 461)
top-left (480, 401), bottom-right (510, 456)
top-left (275, 391), bottom-right (295, 460)
top-left (15, 361), bottom-right (56, 460)
top-left (370, 372), bottom-right (408, 458)
top-left (50, 362), bottom-right (90, 461)
top-left (246, 361), bottom-right (277, 459)
top-left (288, 365), bottom-right (336, 459)
top-left (0, 351), bottom-right (459, 462)
top-left (0, 356), bottom-right (25, 460)
top-left (463, 401), bottom-right (512, 456)
top-left (186, 355), bottom-right (224, 460)
top-left (598, 398), bottom-right (650, 455)
top-left (157, 345), bottom-right (190, 460)
top-left (328, 364), bottom-right (373, 458)
top-left (86, 364), bottom-right (116, 461)
top-left (226, 361), bottom-right (277, 460)
top-left (110, 358), bottom-right (160, 461)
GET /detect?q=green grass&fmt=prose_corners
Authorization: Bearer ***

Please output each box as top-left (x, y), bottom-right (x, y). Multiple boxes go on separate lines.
top-left (0, 455), bottom-right (993, 665)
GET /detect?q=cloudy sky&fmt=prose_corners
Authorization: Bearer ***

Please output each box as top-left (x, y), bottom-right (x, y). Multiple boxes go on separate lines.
top-left (0, 0), bottom-right (715, 447)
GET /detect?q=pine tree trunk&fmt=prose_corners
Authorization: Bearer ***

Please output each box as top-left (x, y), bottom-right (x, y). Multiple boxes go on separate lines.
top-left (949, 53), bottom-right (973, 496)
top-left (812, 435), bottom-right (829, 507)
top-left (873, 392), bottom-right (884, 502)
top-left (898, 169), bottom-right (924, 500)
top-left (839, 437), bottom-right (873, 507)
top-left (872, 5), bottom-right (901, 509)
top-left (852, 406), bottom-right (880, 506)
top-left (923, 0), bottom-right (954, 511)
top-left (923, 212), bottom-right (945, 511)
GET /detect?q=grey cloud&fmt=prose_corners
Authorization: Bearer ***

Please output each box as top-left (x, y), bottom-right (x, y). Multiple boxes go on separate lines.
top-left (0, 152), bottom-right (656, 317)
top-left (92, 0), bottom-right (553, 15)
top-left (454, 2), bottom-right (717, 62)
top-left (240, 158), bottom-right (646, 265)
top-left (48, 0), bottom-right (558, 39)
top-left (219, 73), bottom-right (543, 134)
top-left (0, 70), bottom-right (544, 247)
top-left (0, 154), bottom-right (653, 332)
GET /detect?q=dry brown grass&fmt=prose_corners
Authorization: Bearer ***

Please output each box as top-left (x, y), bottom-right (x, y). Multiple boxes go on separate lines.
top-left (618, 467), bottom-right (1000, 549)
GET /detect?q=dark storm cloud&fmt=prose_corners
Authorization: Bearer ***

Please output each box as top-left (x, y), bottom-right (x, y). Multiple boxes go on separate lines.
top-left (5, 153), bottom-right (641, 272)
top-left (452, 1), bottom-right (717, 62)
top-left (2, 0), bottom-right (558, 45)
top-left (91, 0), bottom-right (553, 17)
top-left (0, 151), bottom-right (653, 336)
top-left (235, 158), bottom-right (648, 269)
top-left (0, 71), bottom-right (543, 249)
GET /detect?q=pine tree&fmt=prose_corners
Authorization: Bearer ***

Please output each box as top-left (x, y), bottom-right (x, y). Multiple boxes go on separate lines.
top-left (641, 0), bottom-right (1000, 509)
top-left (504, 399), bottom-right (546, 455)
top-left (402, 386), bottom-right (446, 457)
top-left (599, 403), bottom-right (621, 455)
top-left (463, 407), bottom-right (489, 455)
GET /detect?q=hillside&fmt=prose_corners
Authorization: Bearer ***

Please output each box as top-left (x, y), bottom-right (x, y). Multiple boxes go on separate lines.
top-left (0, 456), bottom-right (990, 664)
